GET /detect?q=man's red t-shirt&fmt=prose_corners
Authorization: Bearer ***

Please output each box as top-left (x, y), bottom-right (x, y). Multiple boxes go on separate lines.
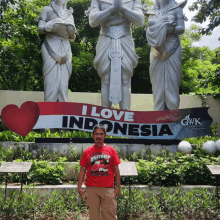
top-left (79, 144), bottom-right (121, 188)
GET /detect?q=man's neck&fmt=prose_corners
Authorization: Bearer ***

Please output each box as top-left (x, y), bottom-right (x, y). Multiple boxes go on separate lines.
top-left (94, 143), bottom-right (105, 147)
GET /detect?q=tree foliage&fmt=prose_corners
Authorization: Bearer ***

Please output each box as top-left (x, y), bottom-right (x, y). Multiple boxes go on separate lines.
top-left (180, 25), bottom-right (220, 97)
top-left (0, 0), bottom-right (46, 91)
top-left (180, 25), bottom-right (220, 95)
top-left (189, 0), bottom-right (220, 35)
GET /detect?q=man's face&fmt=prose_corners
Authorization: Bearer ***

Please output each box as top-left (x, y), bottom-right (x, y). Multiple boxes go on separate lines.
top-left (92, 128), bottom-right (106, 145)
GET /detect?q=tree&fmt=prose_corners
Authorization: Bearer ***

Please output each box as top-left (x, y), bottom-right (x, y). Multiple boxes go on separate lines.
top-left (67, 0), bottom-right (100, 92)
top-left (131, 0), bottom-right (153, 94)
top-left (0, 0), bottom-right (101, 92)
top-left (0, 0), bottom-right (46, 91)
top-left (189, 0), bottom-right (220, 35)
top-left (180, 25), bottom-right (220, 96)
top-left (200, 46), bottom-right (220, 98)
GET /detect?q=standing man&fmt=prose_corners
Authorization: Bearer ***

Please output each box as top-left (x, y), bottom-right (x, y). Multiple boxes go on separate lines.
top-left (78, 124), bottom-right (121, 220)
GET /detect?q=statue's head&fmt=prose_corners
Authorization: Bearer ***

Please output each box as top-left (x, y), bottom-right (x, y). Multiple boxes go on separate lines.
top-left (50, 0), bottom-right (68, 9)
top-left (152, 0), bottom-right (177, 11)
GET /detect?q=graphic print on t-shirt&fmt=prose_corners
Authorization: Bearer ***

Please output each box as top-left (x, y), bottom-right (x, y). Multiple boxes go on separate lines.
top-left (90, 152), bottom-right (111, 176)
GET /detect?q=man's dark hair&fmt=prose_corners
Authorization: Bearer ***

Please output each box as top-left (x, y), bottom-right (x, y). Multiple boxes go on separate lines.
top-left (93, 124), bottom-right (107, 134)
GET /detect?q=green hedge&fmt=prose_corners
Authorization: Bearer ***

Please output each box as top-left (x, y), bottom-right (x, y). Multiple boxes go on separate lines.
top-left (0, 129), bottom-right (131, 142)
top-left (1, 135), bottom-right (220, 186)
top-left (134, 156), bottom-right (219, 186)
top-left (0, 159), bottom-right (67, 185)
top-left (72, 153), bottom-right (220, 187)
top-left (1, 154), bottom-right (219, 186)
top-left (0, 155), bottom-right (220, 186)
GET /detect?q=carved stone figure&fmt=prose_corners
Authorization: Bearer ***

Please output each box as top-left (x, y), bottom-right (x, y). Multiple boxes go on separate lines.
top-left (88, 0), bottom-right (145, 110)
top-left (38, 0), bottom-right (76, 102)
top-left (145, 0), bottom-right (188, 111)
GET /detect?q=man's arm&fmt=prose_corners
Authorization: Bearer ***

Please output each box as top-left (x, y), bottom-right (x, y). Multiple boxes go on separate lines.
top-left (78, 166), bottom-right (87, 199)
top-left (113, 165), bottom-right (121, 198)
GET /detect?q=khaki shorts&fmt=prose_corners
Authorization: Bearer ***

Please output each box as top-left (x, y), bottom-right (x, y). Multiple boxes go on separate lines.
top-left (85, 186), bottom-right (117, 220)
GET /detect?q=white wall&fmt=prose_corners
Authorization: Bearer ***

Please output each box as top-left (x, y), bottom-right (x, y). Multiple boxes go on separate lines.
top-left (1, 90), bottom-right (219, 134)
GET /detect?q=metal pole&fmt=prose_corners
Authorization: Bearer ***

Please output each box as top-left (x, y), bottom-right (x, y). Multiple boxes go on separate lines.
top-left (5, 173), bottom-right (7, 199)
top-left (129, 176), bottom-right (131, 202)
top-left (21, 173), bottom-right (23, 193)
top-left (216, 175), bottom-right (220, 207)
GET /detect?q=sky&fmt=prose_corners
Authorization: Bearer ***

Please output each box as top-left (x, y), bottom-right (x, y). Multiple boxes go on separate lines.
top-left (183, 0), bottom-right (220, 50)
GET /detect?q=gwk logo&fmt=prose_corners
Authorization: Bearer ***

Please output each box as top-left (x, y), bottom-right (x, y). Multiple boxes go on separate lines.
top-left (181, 114), bottom-right (202, 126)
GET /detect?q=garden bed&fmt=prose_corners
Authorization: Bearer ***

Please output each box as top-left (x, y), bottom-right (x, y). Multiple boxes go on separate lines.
top-left (1, 142), bottom-right (220, 186)
top-left (1, 129), bottom-right (220, 219)
top-left (0, 186), bottom-right (219, 220)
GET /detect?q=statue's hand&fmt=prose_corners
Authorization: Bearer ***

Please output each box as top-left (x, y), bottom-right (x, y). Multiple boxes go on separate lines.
top-left (118, 0), bottom-right (124, 12)
top-left (47, 23), bottom-right (61, 33)
top-left (67, 25), bottom-right (76, 35)
top-left (167, 22), bottom-right (176, 33)
top-left (112, 0), bottom-right (123, 13)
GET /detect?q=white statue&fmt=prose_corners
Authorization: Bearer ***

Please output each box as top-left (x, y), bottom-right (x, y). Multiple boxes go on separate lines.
top-left (145, 0), bottom-right (187, 111)
top-left (88, 0), bottom-right (145, 110)
top-left (38, 0), bottom-right (76, 102)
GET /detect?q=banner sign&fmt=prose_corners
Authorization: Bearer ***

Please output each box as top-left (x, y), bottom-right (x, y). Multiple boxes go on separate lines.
top-left (31, 102), bottom-right (213, 139)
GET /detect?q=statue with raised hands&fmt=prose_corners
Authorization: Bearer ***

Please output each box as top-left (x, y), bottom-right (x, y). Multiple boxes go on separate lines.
top-left (87, 0), bottom-right (145, 110)
top-left (145, 0), bottom-right (188, 111)
top-left (38, 0), bottom-right (76, 102)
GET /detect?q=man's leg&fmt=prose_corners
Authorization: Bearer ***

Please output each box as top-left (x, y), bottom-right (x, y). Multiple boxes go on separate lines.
top-left (100, 188), bottom-right (117, 220)
top-left (119, 70), bottom-right (131, 110)
top-left (86, 187), bottom-right (101, 220)
top-left (101, 72), bottom-right (112, 108)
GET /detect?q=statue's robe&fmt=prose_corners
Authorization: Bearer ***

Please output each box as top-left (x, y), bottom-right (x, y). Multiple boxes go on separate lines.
top-left (42, 12), bottom-right (75, 102)
top-left (146, 1), bottom-right (186, 111)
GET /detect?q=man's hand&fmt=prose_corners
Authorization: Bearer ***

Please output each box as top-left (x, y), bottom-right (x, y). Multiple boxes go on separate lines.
top-left (78, 188), bottom-right (87, 200)
top-left (113, 165), bottom-right (121, 198)
top-left (114, 187), bottom-right (120, 198)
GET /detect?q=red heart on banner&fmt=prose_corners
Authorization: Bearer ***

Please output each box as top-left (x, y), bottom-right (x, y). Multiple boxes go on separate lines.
top-left (1, 101), bottom-right (40, 136)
